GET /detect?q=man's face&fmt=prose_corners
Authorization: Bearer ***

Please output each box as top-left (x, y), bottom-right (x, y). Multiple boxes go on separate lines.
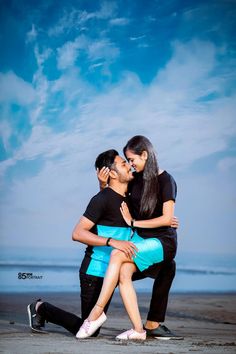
top-left (112, 155), bottom-right (134, 183)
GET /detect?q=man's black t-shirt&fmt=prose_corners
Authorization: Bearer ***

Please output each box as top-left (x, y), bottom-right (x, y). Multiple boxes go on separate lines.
top-left (80, 187), bottom-right (132, 277)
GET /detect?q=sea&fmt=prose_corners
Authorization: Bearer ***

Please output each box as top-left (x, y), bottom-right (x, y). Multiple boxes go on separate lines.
top-left (0, 247), bottom-right (236, 293)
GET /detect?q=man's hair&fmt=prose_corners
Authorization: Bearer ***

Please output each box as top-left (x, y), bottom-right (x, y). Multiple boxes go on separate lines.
top-left (95, 149), bottom-right (119, 171)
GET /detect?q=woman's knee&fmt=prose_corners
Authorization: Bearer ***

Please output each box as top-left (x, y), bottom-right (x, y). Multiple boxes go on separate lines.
top-left (110, 249), bottom-right (125, 260)
top-left (119, 264), bottom-right (134, 284)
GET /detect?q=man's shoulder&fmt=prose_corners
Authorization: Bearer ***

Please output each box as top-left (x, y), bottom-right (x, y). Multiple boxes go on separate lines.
top-left (83, 189), bottom-right (112, 221)
top-left (97, 187), bottom-right (113, 198)
top-left (89, 187), bottom-right (112, 203)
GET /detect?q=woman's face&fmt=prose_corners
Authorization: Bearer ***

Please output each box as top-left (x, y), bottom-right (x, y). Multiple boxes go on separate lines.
top-left (125, 149), bottom-right (147, 172)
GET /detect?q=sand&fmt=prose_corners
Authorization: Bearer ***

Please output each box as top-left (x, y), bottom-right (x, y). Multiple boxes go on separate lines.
top-left (0, 292), bottom-right (236, 354)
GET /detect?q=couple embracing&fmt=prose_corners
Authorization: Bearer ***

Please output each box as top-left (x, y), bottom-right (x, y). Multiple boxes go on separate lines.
top-left (28, 135), bottom-right (182, 341)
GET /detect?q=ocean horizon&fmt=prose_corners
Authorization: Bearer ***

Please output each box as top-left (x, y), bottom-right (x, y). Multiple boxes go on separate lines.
top-left (1, 246), bottom-right (236, 293)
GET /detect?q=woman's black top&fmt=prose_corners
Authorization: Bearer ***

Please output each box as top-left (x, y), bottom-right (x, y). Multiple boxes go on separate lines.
top-left (127, 170), bottom-right (177, 260)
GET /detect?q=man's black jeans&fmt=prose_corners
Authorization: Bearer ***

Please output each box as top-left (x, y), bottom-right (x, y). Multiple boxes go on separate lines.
top-left (38, 273), bottom-right (111, 335)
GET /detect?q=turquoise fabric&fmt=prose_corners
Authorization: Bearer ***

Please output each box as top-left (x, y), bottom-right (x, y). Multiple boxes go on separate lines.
top-left (86, 225), bottom-right (132, 277)
top-left (132, 232), bottom-right (164, 271)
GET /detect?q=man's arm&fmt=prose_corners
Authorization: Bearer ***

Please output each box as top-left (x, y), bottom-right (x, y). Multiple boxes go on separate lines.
top-left (72, 216), bottom-right (108, 246)
top-left (72, 216), bottom-right (138, 257)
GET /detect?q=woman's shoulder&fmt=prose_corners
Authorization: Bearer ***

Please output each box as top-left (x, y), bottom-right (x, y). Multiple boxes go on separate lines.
top-left (159, 170), bottom-right (176, 184)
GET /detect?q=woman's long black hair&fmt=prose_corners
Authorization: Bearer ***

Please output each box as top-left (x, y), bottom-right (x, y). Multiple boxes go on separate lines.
top-left (123, 135), bottom-right (159, 217)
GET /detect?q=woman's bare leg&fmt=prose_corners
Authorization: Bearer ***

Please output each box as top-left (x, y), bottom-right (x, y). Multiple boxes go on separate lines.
top-left (88, 249), bottom-right (132, 321)
top-left (119, 263), bottom-right (144, 333)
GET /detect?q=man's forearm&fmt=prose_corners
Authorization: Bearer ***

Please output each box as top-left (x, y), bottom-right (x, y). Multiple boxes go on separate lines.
top-left (72, 227), bottom-right (108, 246)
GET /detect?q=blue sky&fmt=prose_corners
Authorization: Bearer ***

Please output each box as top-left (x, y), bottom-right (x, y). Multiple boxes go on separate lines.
top-left (0, 0), bottom-right (236, 257)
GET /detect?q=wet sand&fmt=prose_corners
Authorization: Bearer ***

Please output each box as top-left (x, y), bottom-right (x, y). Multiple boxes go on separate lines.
top-left (0, 292), bottom-right (236, 353)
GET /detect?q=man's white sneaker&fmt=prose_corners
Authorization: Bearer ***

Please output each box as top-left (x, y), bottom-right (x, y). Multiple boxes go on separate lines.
top-left (76, 312), bottom-right (107, 339)
top-left (116, 328), bottom-right (146, 341)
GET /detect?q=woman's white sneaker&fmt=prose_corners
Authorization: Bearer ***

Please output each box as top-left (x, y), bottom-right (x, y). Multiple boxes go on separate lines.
top-left (116, 328), bottom-right (146, 341)
top-left (76, 312), bottom-right (107, 339)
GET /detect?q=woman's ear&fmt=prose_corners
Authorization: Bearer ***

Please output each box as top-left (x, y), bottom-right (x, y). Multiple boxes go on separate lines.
top-left (141, 150), bottom-right (148, 161)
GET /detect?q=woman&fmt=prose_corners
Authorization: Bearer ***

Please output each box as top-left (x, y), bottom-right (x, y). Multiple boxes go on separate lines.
top-left (76, 135), bottom-right (178, 340)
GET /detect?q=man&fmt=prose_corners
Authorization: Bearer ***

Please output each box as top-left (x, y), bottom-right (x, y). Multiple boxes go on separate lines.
top-left (27, 149), bottom-right (182, 339)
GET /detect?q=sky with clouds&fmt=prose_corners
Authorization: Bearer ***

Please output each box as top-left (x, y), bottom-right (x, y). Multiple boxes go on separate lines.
top-left (0, 0), bottom-right (236, 258)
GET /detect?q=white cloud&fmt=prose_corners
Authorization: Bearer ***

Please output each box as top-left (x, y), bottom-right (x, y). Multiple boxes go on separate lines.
top-left (109, 17), bottom-right (129, 26)
top-left (48, 1), bottom-right (117, 37)
top-left (0, 158), bottom-right (96, 248)
top-left (88, 38), bottom-right (120, 61)
top-left (176, 171), bottom-right (236, 255)
top-left (130, 35), bottom-right (146, 41)
top-left (0, 119), bottom-right (13, 153)
top-left (218, 157), bottom-right (236, 172)
top-left (48, 8), bottom-right (81, 36)
top-left (57, 35), bottom-right (119, 70)
top-left (0, 71), bottom-right (35, 105)
top-left (26, 24), bottom-right (37, 43)
top-left (34, 46), bottom-right (52, 67)
top-left (30, 70), bottom-right (49, 123)
top-left (89, 62), bottom-right (104, 71)
top-left (71, 1), bottom-right (117, 24)
top-left (156, 40), bottom-right (217, 93)
top-left (2, 39), bottom-right (236, 173)
top-left (1, 38), bottom-right (236, 252)
top-left (51, 67), bottom-right (95, 106)
top-left (95, 1), bottom-right (117, 20)
top-left (129, 35), bottom-right (149, 48)
top-left (57, 38), bottom-right (85, 69)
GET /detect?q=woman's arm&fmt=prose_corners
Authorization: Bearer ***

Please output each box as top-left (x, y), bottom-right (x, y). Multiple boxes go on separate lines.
top-left (97, 167), bottom-right (109, 190)
top-left (120, 201), bottom-right (178, 228)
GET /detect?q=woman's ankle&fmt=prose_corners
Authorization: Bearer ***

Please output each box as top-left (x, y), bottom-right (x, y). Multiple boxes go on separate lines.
top-left (134, 323), bottom-right (145, 333)
top-left (88, 303), bottom-right (104, 321)
top-left (134, 327), bottom-right (146, 333)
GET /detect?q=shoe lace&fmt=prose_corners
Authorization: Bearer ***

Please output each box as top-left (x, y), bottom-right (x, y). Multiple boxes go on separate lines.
top-left (81, 319), bottom-right (91, 333)
top-left (160, 325), bottom-right (171, 334)
top-left (126, 329), bottom-right (135, 337)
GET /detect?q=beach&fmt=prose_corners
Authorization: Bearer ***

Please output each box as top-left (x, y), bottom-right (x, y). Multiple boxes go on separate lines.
top-left (0, 292), bottom-right (236, 354)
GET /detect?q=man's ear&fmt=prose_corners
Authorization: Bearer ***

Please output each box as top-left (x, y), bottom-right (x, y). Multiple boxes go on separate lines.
top-left (141, 150), bottom-right (148, 161)
top-left (109, 169), bottom-right (117, 179)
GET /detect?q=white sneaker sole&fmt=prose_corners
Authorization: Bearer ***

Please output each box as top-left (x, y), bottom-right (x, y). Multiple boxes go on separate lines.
top-left (116, 338), bottom-right (146, 341)
top-left (154, 336), bottom-right (184, 340)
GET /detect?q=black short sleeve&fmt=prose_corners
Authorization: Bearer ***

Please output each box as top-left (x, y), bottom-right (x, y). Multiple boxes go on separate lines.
top-left (83, 193), bottom-right (106, 224)
top-left (160, 173), bottom-right (177, 203)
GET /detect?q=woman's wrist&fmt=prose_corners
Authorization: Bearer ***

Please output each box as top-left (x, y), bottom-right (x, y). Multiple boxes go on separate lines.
top-left (99, 181), bottom-right (107, 190)
top-left (130, 219), bottom-right (135, 228)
